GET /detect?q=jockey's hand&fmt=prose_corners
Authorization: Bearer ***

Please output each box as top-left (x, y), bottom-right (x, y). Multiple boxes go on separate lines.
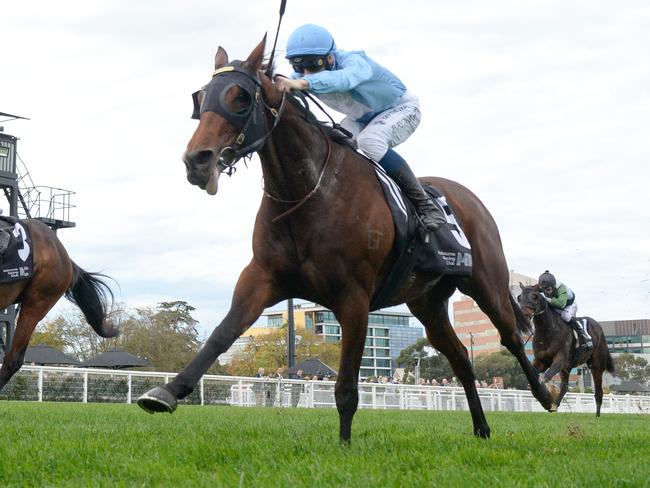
top-left (275, 77), bottom-right (309, 93)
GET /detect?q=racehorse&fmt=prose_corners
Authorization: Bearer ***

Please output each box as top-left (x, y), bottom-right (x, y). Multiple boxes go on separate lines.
top-left (0, 219), bottom-right (117, 391)
top-left (517, 283), bottom-right (614, 416)
top-left (138, 36), bottom-right (558, 441)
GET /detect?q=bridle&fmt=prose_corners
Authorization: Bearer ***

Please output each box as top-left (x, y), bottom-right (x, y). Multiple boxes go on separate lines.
top-left (191, 63), bottom-right (334, 223)
top-left (191, 61), bottom-right (286, 175)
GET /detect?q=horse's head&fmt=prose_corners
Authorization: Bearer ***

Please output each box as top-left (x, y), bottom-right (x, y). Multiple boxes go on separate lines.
top-left (517, 282), bottom-right (547, 320)
top-left (183, 35), bottom-right (279, 195)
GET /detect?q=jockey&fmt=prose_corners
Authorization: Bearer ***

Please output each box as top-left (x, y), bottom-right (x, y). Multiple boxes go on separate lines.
top-left (275, 24), bottom-right (446, 232)
top-left (538, 270), bottom-right (593, 359)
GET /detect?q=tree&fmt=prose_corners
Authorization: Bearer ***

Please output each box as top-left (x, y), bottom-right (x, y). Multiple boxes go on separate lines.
top-left (614, 353), bottom-right (650, 383)
top-left (30, 316), bottom-right (68, 350)
top-left (227, 326), bottom-right (342, 376)
top-left (36, 301), bottom-right (204, 372)
top-left (111, 301), bottom-right (202, 372)
top-left (473, 350), bottom-right (528, 389)
top-left (396, 338), bottom-right (453, 382)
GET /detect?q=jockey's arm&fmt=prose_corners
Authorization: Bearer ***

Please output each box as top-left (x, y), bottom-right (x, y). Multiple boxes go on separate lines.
top-left (301, 53), bottom-right (373, 92)
top-left (549, 284), bottom-right (569, 309)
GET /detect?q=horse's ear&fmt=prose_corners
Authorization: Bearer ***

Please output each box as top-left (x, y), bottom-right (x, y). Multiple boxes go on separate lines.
top-left (519, 282), bottom-right (525, 290)
top-left (215, 46), bottom-right (229, 69)
top-left (246, 34), bottom-right (267, 71)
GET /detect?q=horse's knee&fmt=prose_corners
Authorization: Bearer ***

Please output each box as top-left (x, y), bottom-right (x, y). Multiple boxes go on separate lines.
top-left (335, 383), bottom-right (359, 414)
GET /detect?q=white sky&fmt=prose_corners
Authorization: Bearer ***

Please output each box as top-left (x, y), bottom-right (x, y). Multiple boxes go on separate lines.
top-left (2, 0), bottom-right (649, 336)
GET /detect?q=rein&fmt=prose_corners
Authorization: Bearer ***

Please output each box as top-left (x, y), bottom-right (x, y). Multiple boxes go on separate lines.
top-left (264, 130), bottom-right (332, 223)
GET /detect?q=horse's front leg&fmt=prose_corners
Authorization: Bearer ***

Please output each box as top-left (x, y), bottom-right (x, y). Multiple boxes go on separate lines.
top-left (557, 369), bottom-right (570, 407)
top-left (540, 357), bottom-right (569, 411)
top-left (0, 295), bottom-right (60, 391)
top-left (138, 261), bottom-right (283, 413)
top-left (332, 290), bottom-right (370, 444)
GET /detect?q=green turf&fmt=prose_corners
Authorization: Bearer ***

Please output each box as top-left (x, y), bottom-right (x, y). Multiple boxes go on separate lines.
top-left (0, 402), bottom-right (648, 487)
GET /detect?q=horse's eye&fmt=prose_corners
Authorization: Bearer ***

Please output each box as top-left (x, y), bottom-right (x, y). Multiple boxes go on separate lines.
top-left (230, 88), bottom-right (252, 115)
top-left (532, 293), bottom-right (538, 300)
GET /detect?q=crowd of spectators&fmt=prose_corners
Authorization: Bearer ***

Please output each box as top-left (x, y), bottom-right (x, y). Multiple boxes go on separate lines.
top-left (250, 368), bottom-right (505, 389)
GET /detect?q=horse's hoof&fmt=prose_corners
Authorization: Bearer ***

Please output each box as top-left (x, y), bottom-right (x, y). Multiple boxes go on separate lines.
top-left (539, 383), bottom-right (561, 411)
top-left (547, 383), bottom-right (560, 401)
top-left (137, 386), bottom-right (177, 414)
top-left (475, 426), bottom-right (491, 439)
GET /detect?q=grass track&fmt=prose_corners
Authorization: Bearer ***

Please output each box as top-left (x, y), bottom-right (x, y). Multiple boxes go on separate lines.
top-left (0, 402), bottom-right (649, 487)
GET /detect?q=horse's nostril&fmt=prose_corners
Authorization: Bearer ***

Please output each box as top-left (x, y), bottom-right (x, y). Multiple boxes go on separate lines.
top-left (186, 149), bottom-right (214, 168)
top-left (195, 150), bottom-right (213, 165)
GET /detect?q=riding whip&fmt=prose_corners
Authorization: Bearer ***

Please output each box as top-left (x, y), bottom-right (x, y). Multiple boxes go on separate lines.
top-left (265, 0), bottom-right (288, 78)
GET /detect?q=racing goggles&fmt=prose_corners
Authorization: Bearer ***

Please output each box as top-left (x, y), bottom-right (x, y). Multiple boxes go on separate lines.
top-left (289, 55), bottom-right (329, 74)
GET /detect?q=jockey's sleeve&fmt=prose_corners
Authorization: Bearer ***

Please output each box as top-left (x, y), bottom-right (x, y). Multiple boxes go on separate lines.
top-left (302, 53), bottom-right (373, 93)
top-left (550, 284), bottom-right (569, 309)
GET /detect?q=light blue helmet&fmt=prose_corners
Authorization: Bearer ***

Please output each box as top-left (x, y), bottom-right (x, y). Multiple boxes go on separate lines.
top-left (286, 24), bottom-right (336, 58)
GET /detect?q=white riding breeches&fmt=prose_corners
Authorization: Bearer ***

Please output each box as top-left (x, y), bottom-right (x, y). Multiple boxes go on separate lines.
top-left (339, 90), bottom-right (421, 162)
top-left (554, 301), bottom-right (578, 322)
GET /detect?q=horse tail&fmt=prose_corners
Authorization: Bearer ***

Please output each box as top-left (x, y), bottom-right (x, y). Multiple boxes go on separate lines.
top-left (509, 293), bottom-right (533, 335)
top-left (65, 262), bottom-right (119, 338)
top-left (606, 349), bottom-right (615, 374)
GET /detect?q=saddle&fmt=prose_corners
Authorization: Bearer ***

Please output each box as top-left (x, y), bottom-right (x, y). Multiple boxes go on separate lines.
top-left (370, 165), bottom-right (472, 310)
top-left (0, 216), bottom-right (34, 283)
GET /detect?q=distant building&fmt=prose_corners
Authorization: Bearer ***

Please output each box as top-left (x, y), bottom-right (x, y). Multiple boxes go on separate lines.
top-left (452, 271), bottom-right (536, 359)
top-left (223, 302), bottom-right (422, 378)
top-left (218, 335), bottom-right (254, 366)
top-left (601, 319), bottom-right (650, 355)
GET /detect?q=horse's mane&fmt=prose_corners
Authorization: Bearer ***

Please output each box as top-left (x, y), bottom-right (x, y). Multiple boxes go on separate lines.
top-left (284, 93), bottom-right (357, 150)
top-left (262, 58), bottom-right (357, 151)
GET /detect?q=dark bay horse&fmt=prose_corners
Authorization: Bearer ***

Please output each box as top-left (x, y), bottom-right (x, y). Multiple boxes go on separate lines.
top-left (517, 283), bottom-right (614, 416)
top-left (138, 36), bottom-right (557, 441)
top-left (0, 219), bottom-right (117, 391)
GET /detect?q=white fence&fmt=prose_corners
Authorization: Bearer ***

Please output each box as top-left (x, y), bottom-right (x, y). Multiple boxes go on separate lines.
top-left (1, 365), bottom-right (649, 415)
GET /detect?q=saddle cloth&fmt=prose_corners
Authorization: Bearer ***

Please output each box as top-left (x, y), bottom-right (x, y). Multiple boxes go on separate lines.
top-left (370, 165), bottom-right (472, 309)
top-left (0, 216), bottom-right (34, 284)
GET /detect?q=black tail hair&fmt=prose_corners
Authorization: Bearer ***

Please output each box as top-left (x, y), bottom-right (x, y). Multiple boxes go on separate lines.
top-left (509, 293), bottom-right (533, 335)
top-left (606, 350), bottom-right (615, 374)
top-left (65, 262), bottom-right (119, 338)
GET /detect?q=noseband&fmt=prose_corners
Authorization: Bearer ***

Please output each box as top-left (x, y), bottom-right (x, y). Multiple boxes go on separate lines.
top-left (191, 61), bottom-right (286, 174)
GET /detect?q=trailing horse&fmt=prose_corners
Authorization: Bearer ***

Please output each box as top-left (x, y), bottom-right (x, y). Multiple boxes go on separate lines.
top-left (0, 219), bottom-right (117, 391)
top-left (138, 37), bottom-right (558, 441)
top-left (517, 283), bottom-right (614, 416)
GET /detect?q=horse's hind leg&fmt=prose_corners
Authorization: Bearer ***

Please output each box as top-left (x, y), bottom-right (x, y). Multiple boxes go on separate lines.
top-left (332, 290), bottom-right (370, 444)
top-left (0, 295), bottom-right (60, 391)
top-left (463, 281), bottom-right (553, 411)
top-left (408, 293), bottom-right (490, 438)
top-left (592, 368), bottom-right (604, 417)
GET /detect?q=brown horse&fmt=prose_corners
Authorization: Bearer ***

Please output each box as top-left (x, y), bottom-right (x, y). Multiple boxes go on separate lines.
top-left (138, 36), bottom-right (557, 441)
top-left (517, 283), bottom-right (614, 416)
top-left (0, 219), bottom-right (117, 391)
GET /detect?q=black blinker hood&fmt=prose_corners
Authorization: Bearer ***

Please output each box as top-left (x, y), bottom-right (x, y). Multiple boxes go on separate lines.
top-left (190, 60), bottom-right (267, 146)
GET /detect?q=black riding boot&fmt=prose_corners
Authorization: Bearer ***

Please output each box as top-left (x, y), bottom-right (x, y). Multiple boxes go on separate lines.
top-left (569, 318), bottom-right (593, 363)
top-left (388, 164), bottom-right (447, 232)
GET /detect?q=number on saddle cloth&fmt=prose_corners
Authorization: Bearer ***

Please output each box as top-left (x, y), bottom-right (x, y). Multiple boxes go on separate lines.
top-left (372, 168), bottom-right (473, 276)
top-left (0, 217), bottom-right (34, 283)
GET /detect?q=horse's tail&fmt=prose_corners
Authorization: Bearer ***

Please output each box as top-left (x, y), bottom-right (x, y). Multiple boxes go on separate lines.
top-left (606, 349), bottom-right (615, 374)
top-left (509, 293), bottom-right (533, 335)
top-left (65, 262), bottom-right (119, 338)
